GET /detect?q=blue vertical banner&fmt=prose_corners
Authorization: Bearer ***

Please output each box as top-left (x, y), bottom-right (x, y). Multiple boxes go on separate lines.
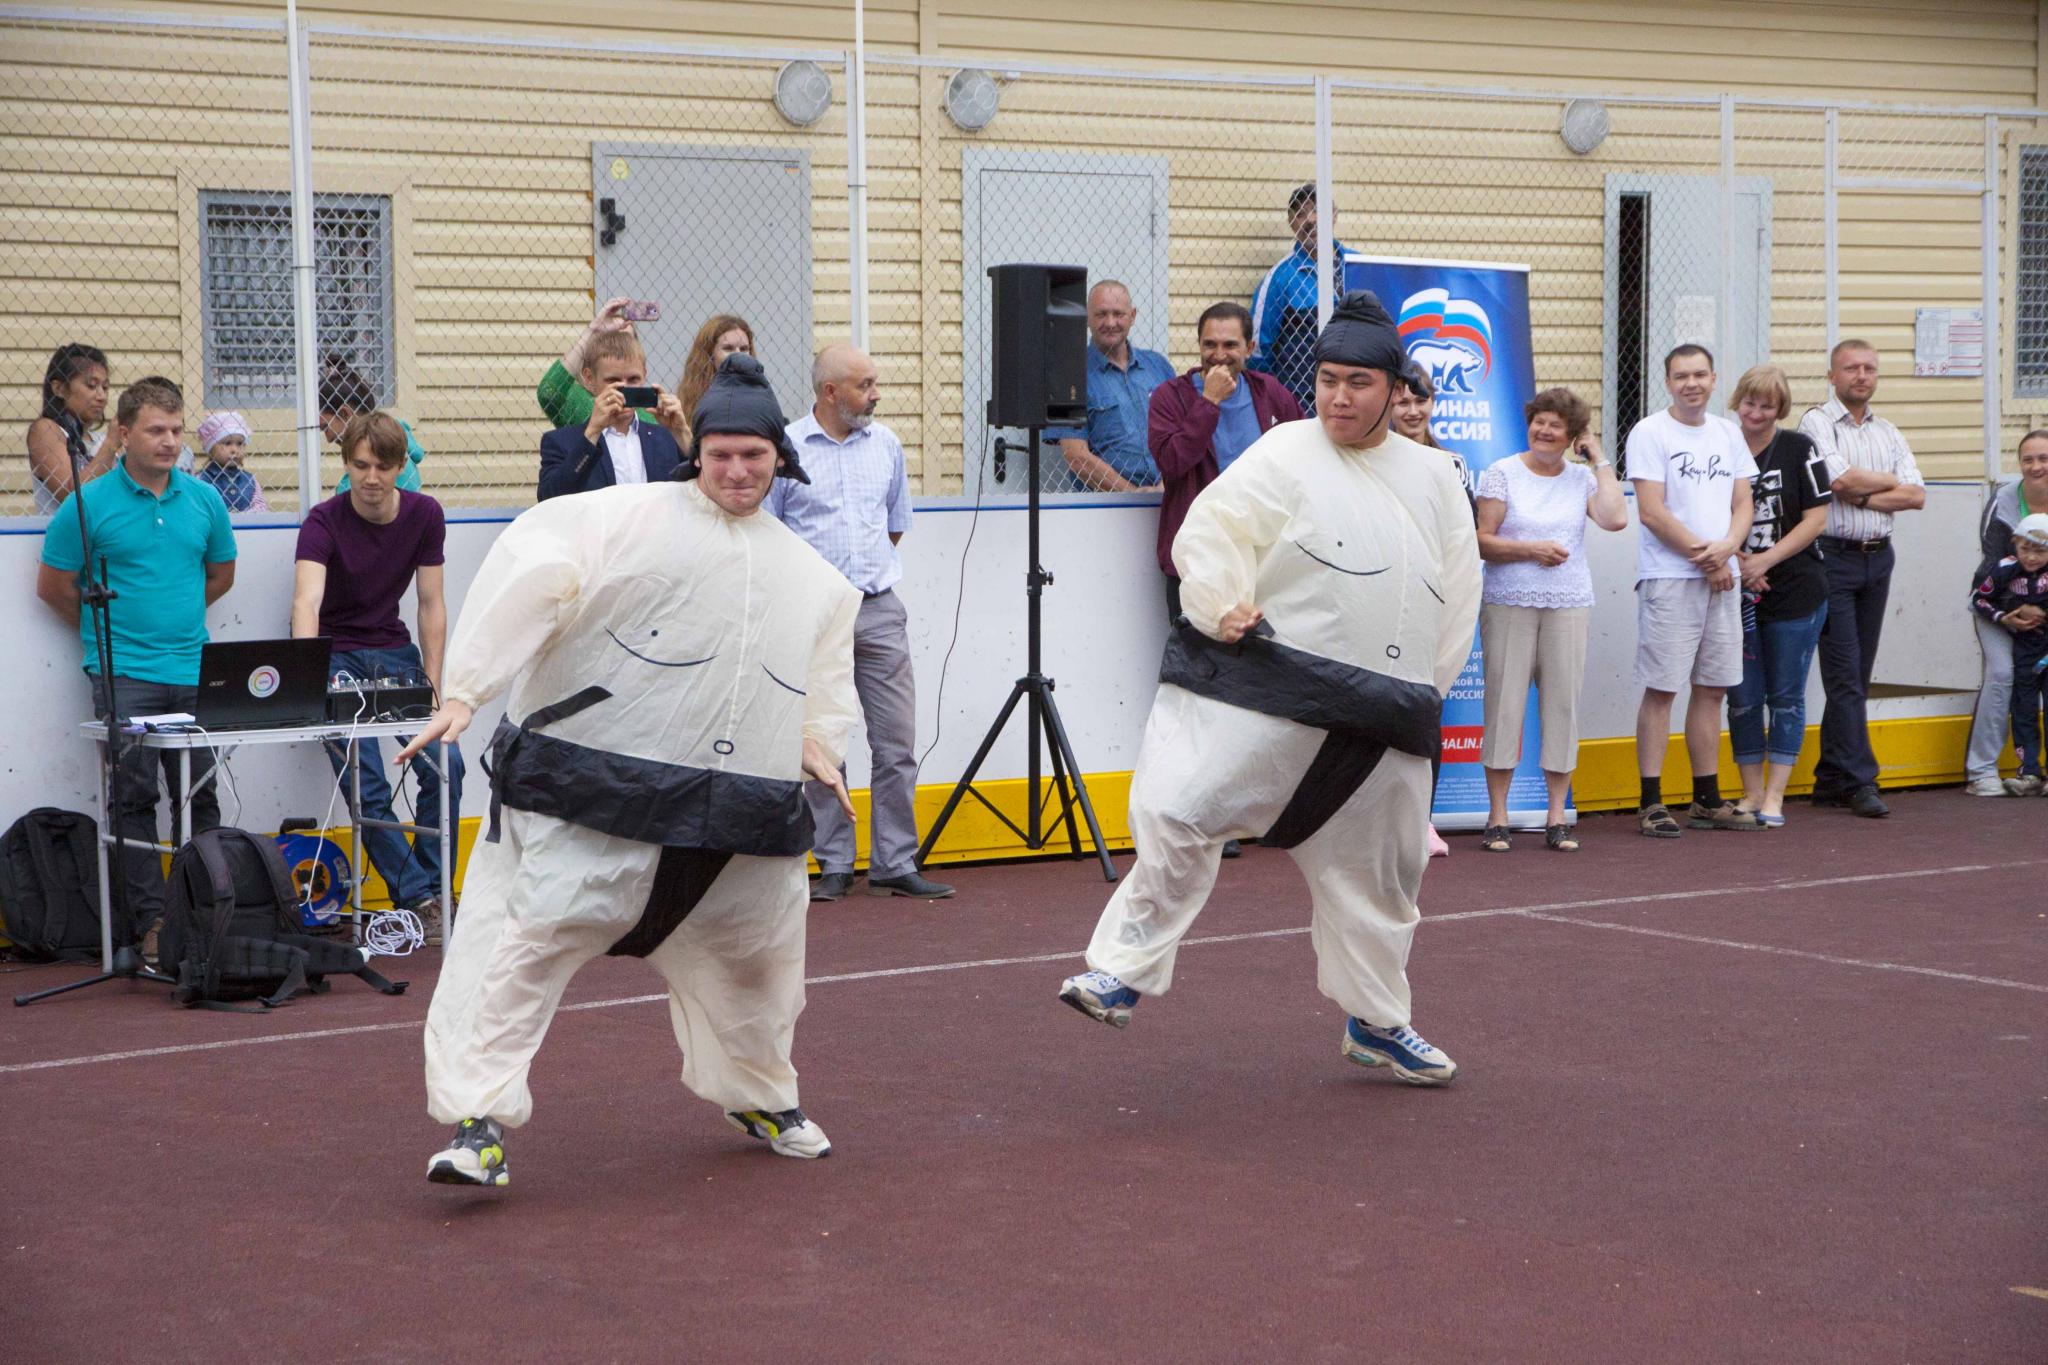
top-left (1342, 254), bottom-right (1561, 829)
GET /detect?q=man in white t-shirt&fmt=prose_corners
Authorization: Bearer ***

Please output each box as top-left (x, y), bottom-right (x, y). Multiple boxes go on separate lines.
top-left (1624, 344), bottom-right (1757, 837)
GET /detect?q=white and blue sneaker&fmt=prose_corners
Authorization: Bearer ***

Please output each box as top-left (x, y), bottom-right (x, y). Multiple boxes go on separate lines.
top-left (1059, 969), bottom-right (1140, 1028)
top-left (1342, 1018), bottom-right (1458, 1086)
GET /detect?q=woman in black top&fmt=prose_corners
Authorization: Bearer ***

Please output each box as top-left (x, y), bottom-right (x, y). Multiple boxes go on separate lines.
top-left (1726, 365), bottom-right (1833, 826)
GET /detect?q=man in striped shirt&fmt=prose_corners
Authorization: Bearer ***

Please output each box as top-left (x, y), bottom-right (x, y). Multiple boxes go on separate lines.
top-left (768, 343), bottom-right (954, 901)
top-left (1797, 339), bottom-right (1926, 818)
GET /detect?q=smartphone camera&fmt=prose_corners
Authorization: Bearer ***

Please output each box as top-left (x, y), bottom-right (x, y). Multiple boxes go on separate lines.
top-left (621, 300), bottom-right (660, 322)
top-left (618, 385), bottom-right (661, 409)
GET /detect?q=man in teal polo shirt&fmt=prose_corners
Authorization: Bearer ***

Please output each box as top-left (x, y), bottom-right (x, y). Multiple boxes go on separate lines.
top-left (37, 378), bottom-right (237, 952)
top-left (1044, 279), bottom-right (1176, 493)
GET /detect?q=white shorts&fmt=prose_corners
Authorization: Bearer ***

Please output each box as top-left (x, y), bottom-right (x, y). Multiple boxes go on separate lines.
top-left (1634, 576), bottom-right (1743, 691)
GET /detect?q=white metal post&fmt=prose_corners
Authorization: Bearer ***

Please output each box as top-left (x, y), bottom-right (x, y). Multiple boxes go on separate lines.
top-left (1314, 75), bottom-right (1334, 330)
top-left (1824, 108), bottom-right (1840, 350)
top-left (1983, 114), bottom-right (2002, 482)
top-left (1718, 95), bottom-right (1735, 394)
top-left (846, 39), bottom-right (870, 351)
top-left (285, 0), bottom-right (322, 512)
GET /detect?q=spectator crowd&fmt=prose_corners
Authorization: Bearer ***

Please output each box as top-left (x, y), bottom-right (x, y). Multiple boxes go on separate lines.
top-left (20, 180), bottom-right (2044, 959)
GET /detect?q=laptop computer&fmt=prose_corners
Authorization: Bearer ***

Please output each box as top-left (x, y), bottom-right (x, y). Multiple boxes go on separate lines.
top-left (195, 638), bottom-right (333, 731)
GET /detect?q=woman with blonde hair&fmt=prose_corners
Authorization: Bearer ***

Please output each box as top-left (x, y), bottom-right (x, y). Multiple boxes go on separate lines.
top-left (1473, 385), bottom-right (1628, 851)
top-left (1725, 363), bottom-right (1833, 826)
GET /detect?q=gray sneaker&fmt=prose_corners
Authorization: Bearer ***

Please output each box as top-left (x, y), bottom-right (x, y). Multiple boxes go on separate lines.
top-left (427, 1117), bottom-right (508, 1187)
top-left (726, 1107), bottom-right (832, 1158)
top-left (2003, 774), bottom-right (2045, 798)
top-left (1965, 775), bottom-right (2009, 797)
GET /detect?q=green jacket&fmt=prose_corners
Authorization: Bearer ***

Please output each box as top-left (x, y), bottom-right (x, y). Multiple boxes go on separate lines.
top-left (537, 359), bottom-right (654, 431)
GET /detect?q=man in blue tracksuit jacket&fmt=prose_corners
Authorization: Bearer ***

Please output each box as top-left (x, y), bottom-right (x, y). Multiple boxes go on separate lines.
top-left (1249, 182), bottom-right (1351, 416)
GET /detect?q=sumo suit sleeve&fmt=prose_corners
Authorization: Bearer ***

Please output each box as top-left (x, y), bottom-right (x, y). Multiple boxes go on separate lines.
top-left (1432, 461), bottom-right (1483, 698)
top-left (439, 502), bottom-right (596, 712)
top-left (1170, 454), bottom-right (1300, 640)
top-left (802, 583), bottom-right (863, 768)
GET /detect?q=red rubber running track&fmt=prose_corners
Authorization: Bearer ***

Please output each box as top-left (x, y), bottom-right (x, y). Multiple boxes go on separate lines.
top-left (3, 787), bottom-right (2043, 1361)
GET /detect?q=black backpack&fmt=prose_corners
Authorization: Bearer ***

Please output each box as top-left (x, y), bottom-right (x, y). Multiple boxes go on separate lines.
top-left (160, 827), bottom-right (407, 1009)
top-left (0, 807), bottom-right (106, 962)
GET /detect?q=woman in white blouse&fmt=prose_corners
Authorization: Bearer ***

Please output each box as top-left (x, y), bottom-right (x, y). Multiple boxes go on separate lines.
top-left (1473, 387), bottom-right (1629, 851)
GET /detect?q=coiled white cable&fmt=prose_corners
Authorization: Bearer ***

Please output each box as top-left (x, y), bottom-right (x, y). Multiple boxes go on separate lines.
top-left (363, 908), bottom-right (425, 956)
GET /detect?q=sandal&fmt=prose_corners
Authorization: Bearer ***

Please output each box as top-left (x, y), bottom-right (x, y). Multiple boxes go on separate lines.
top-left (1544, 824), bottom-right (1579, 852)
top-left (1480, 825), bottom-right (1512, 852)
top-left (1637, 804), bottom-right (1683, 839)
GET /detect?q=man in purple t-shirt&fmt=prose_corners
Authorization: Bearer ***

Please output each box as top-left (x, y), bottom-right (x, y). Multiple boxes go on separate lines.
top-left (291, 411), bottom-right (463, 936)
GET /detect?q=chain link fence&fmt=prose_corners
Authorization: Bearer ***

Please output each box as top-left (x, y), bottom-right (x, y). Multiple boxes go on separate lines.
top-left (4, 10), bottom-right (2042, 520)
top-left (303, 29), bottom-right (847, 508)
top-left (0, 13), bottom-right (301, 518)
top-left (869, 59), bottom-right (1318, 499)
top-left (1832, 109), bottom-right (1997, 467)
top-left (1331, 88), bottom-right (1744, 475)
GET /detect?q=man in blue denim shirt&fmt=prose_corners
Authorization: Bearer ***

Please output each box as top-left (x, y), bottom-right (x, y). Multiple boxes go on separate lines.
top-left (1043, 280), bottom-right (1175, 492)
top-left (292, 411), bottom-right (464, 939)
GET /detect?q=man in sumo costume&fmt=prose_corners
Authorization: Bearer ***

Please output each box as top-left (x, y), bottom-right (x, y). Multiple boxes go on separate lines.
top-left (1059, 294), bottom-right (1482, 1084)
top-left (397, 355), bottom-right (862, 1185)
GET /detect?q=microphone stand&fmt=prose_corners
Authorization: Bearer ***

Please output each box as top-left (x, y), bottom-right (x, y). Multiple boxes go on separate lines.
top-left (16, 419), bottom-right (175, 1005)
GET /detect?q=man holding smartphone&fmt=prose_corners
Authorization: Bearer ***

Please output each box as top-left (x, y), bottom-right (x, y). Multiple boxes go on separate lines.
top-left (537, 330), bottom-right (687, 500)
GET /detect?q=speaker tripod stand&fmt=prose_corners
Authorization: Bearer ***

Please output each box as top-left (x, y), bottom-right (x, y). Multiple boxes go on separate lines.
top-left (915, 428), bottom-right (1117, 882)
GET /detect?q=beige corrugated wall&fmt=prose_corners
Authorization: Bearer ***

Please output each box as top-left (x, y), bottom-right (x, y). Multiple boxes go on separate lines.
top-left (4, 1), bottom-right (2045, 509)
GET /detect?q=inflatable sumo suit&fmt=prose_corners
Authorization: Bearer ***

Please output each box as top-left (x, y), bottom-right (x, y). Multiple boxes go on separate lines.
top-left (1083, 294), bottom-right (1483, 1029)
top-left (424, 356), bottom-right (861, 1128)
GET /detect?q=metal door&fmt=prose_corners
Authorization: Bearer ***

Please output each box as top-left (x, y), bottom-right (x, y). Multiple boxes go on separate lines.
top-left (592, 143), bottom-right (814, 422)
top-left (1603, 173), bottom-right (1772, 439)
top-left (961, 149), bottom-right (1171, 495)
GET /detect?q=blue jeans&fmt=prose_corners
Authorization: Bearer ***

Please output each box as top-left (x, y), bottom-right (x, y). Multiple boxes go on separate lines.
top-left (1728, 603), bottom-right (1828, 767)
top-left (322, 644), bottom-right (464, 907)
top-left (2013, 644), bottom-right (2047, 778)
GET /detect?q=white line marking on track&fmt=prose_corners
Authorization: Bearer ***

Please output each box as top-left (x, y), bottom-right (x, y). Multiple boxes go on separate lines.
top-left (1523, 913), bottom-right (2048, 994)
top-left (3, 858), bottom-right (2039, 1076)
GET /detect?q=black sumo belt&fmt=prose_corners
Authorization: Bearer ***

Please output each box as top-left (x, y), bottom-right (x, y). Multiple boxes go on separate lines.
top-left (482, 685), bottom-right (812, 958)
top-left (1158, 618), bottom-right (1442, 848)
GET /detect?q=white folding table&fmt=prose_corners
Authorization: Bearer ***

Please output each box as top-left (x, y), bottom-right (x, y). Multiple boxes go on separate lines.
top-left (76, 719), bottom-right (455, 968)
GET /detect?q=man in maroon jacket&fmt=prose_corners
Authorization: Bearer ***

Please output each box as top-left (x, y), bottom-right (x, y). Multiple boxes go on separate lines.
top-left (1149, 302), bottom-right (1306, 621)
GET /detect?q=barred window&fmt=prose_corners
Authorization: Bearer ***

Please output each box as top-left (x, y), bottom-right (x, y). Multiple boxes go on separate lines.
top-left (2018, 146), bottom-right (2048, 399)
top-left (199, 190), bottom-right (393, 408)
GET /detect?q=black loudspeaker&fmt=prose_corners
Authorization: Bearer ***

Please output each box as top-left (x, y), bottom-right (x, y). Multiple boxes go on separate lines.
top-left (987, 263), bottom-right (1088, 429)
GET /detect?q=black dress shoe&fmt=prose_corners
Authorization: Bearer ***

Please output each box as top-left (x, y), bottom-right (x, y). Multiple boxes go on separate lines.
top-left (1220, 839), bottom-right (1243, 859)
top-left (1848, 785), bottom-right (1890, 818)
top-left (867, 871), bottom-right (956, 899)
top-left (810, 872), bottom-right (855, 902)
top-left (1808, 788), bottom-right (1852, 808)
